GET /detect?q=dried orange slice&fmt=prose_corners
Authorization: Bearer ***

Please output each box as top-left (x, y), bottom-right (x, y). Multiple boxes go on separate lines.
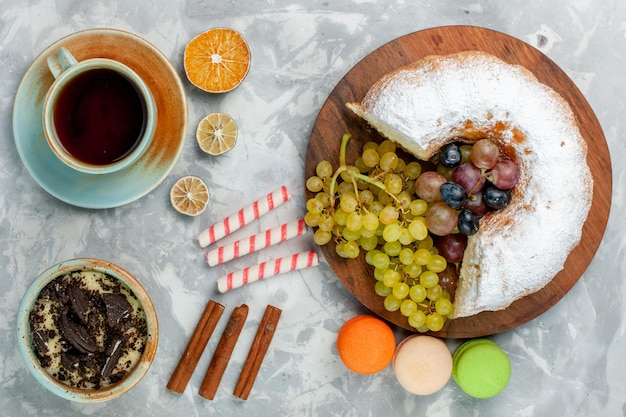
top-left (196, 112), bottom-right (238, 155)
top-left (184, 28), bottom-right (251, 93)
top-left (170, 176), bottom-right (210, 216)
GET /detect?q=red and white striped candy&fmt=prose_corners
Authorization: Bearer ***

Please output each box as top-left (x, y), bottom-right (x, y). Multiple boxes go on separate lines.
top-left (216, 250), bottom-right (319, 293)
top-left (206, 218), bottom-right (307, 266)
top-left (197, 185), bottom-right (291, 248)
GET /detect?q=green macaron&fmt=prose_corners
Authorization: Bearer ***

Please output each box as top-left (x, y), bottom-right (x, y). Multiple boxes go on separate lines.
top-left (452, 339), bottom-right (510, 398)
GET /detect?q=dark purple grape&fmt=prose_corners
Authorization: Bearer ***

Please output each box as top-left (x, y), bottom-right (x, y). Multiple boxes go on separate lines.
top-left (452, 162), bottom-right (485, 195)
top-left (457, 209), bottom-right (479, 236)
top-left (438, 143), bottom-right (462, 168)
top-left (483, 183), bottom-right (511, 209)
top-left (462, 191), bottom-right (490, 217)
top-left (435, 234), bottom-right (467, 263)
top-left (440, 182), bottom-right (467, 210)
top-left (490, 160), bottom-right (521, 189)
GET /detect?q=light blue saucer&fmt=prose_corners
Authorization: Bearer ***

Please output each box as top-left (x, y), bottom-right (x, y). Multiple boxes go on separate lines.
top-left (13, 28), bottom-right (187, 209)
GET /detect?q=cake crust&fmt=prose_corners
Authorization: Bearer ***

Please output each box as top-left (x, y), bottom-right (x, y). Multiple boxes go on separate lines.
top-left (347, 51), bottom-right (593, 318)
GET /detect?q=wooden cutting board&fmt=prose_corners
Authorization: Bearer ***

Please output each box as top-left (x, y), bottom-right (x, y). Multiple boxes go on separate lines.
top-left (305, 25), bottom-right (611, 338)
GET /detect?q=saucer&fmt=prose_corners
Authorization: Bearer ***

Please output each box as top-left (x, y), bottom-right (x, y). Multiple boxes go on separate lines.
top-left (13, 28), bottom-right (187, 209)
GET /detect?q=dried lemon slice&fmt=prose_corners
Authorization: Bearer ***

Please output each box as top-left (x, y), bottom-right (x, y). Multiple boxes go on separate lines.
top-left (170, 176), bottom-right (209, 216)
top-left (196, 112), bottom-right (238, 155)
top-left (184, 27), bottom-right (251, 93)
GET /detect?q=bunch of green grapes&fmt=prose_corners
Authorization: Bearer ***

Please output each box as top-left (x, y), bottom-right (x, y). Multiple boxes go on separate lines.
top-left (305, 133), bottom-right (455, 332)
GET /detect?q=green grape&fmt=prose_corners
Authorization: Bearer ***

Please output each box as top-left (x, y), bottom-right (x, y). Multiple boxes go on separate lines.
top-left (363, 141), bottom-right (378, 151)
top-left (400, 299), bottom-right (418, 317)
top-left (306, 198), bottom-right (324, 214)
top-left (384, 173), bottom-right (403, 195)
top-left (414, 248), bottom-right (432, 265)
top-left (337, 181), bottom-right (353, 194)
top-left (408, 218), bottom-right (429, 241)
top-left (316, 192), bottom-right (331, 208)
top-left (342, 227), bottom-right (361, 241)
top-left (374, 280), bottom-right (392, 297)
top-left (304, 211), bottom-right (320, 227)
top-left (345, 211), bottom-right (363, 231)
top-left (395, 158), bottom-right (406, 174)
top-left (354, 157), bottom-right (369, 173)
top-left (419, 270), bottom-right (439, 288)
top-left (409, 199), bottom-right (428, 216)
top-left (408, 310), bottom-right (427, 328)
top-left (405, 263), bottom-right (422, 279)
top-left (398, 227), bottom-right (415, 246)
top-left (373, 267), bottom-right (386, 281)
top-left (360, 227), bottom-right (377, 238)
top-left (383, 294), bottom-right (402, 312)
top-left (318, 212), bottom-right (335, 232)
top-left (426, 313), bottom-right (445, 332)
top-left (359, 235), bottom-right (378, 251)
top-left (339, 194), bottom-right (358, 213)
top-left (366, 249), bottom-right (381, 265)
top-left (435, 298), bottom-right (453, 316)
top-left (340, 165), bottom-right (359, 182)
top-left (395, 191), bottom-right (412, 211)
top-left (427, 254), bottom-right (447, 273)
top-left (380, 152), bottom-right (399, 170)
top-left (372, 252), bottom-right (390, 269)
top-left (306, 176), bottom-right (324, 192)
top-left (427, 284), bottom-right (443, 301)
top-left (382, 240), bottom-right (401, 257)
top-left (362, 148), bottom-right (380, 167)
top-left (398, 248), bottom-right (414, 265)
top-left (333, 208), bottom-right (348, 226)
top-left (378, 139), bottom-right (397, 155)
top-left (313, 229), bottom-right (332, 245)
top-left (377, 189), bottom-right (394, 206)
top-left (335, 241), bottom-right (347, 258)
top-left (404, 161), bottom-right (422, 180)
top-left (316, 160), bottom-right (333, 178)
top-left (369, 200), bottom-right (384, 215)
top-left (409, 284), bottom-right (427, 302)
top-left (362, 212), bottom-right (379, 231)
top-left (392, 282), bottom-right (410, 299)
top-left (343, 241), bottom-right (360, 259)
top-left (382, 223), bottom-right (402, 242)
top-left (382, 269), bottom-right (401, 288)
top-left (379, 205), bottom-right (399, 225)
top-left (359, 190), bottom-right (374, 207)
top-left (418, 234), bottom-right (434, 250)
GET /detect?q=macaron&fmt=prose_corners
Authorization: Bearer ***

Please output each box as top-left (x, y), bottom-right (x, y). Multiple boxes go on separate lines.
top-left (392, 335), bottom-right (452, 395)
top-left (336, 315), bottom-right (396, 374)
top-left (452, 338), bottom-right (511, 398)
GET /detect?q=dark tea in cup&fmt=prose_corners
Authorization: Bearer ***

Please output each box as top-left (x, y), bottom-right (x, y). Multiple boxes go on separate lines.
top-left (43, 47), bottom-right (156, 174)
top-left (53, 68), bottom-right (146, 166)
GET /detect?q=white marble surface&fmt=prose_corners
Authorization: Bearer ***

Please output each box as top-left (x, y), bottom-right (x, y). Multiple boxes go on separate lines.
top-left (1, 0), bottom-right (625, 415)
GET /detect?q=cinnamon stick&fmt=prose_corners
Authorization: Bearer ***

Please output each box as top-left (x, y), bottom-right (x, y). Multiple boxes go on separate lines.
top-left (199, 304), bottom-right (248, 400)
top-left (166, 300), bottom-right (225, 394)
top-left (233, 305), bottom-right (282, 400)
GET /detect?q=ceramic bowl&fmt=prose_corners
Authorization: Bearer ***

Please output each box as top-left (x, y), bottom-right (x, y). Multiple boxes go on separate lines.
top-left (16, 258), bottom-right (158, 402)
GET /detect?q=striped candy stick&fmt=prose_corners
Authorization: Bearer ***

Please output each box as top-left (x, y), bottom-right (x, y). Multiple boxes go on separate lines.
top-left (197, 185), bottom-right (291, 248)
top-left (216, 250), bottom-right (319, 293)
top-left (206, 219), bottom-right (307, 266)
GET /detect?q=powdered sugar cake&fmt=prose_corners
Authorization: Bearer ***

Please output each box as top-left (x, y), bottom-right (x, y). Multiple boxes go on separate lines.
top-left (305, 26), bottom-right (610, 337)
top-left (347, 51), bottom-right (593, 318)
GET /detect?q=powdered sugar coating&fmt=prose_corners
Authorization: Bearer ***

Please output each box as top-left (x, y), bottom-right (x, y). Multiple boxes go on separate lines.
top-left (347, 51), bottom-right (593, 318)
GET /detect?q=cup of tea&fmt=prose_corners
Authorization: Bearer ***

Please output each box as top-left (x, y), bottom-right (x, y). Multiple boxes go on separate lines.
top-left (42, 47), bottom-right (157, 174)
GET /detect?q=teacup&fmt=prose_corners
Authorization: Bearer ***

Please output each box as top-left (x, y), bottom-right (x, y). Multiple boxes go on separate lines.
top-left (42, 47), bottom-right (157, 174)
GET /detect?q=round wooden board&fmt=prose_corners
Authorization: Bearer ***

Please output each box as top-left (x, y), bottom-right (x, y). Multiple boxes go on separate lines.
top-left (305, 26), bottom-right (612, 338)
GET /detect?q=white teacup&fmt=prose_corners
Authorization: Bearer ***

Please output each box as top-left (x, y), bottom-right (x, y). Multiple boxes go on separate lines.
top-left (43, 47), bottom-right (157, 174)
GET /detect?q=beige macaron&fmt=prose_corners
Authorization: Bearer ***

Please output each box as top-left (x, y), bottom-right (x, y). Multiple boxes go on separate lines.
top-left (392, 335), bottom-right (452, 395)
